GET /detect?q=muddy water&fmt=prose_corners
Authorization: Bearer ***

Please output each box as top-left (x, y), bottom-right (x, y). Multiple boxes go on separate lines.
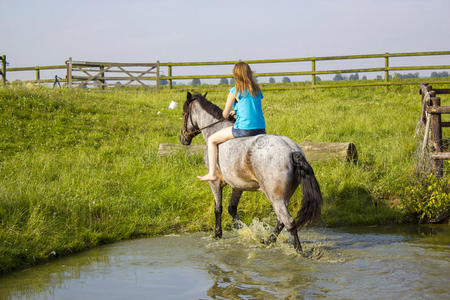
top-left (1, 221), bottom-right (449, 299)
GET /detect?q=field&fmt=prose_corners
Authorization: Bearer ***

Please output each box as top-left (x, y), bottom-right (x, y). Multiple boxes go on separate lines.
top-left (0, 84), bottom-right (447, 274)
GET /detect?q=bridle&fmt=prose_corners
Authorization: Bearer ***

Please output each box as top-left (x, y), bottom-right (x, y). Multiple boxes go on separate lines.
top-left (181, 100), bottom-right (226, 141)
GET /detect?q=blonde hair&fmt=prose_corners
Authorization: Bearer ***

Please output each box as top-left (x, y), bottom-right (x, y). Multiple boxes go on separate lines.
top-left (233, 62), bottom-right (261, 97)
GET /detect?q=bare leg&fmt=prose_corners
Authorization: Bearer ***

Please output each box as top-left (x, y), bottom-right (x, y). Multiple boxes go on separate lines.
top-left (198, 126), bottom-right (234, 181)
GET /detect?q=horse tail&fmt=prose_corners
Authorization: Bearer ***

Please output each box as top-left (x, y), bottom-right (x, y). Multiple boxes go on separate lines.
top-left (291, 151), bottom-right (322, 229)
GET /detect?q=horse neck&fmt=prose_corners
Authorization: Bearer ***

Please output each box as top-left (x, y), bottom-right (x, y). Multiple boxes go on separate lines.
top-left (192, 102), bottom-right (232, 141)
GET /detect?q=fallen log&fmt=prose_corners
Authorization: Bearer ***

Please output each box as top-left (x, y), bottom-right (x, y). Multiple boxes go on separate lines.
top-left (158, 141), bottom-right (357, 163)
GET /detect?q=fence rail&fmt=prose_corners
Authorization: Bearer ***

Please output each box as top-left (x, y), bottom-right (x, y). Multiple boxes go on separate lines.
top-left (2, 51), bottom-right (450, 90)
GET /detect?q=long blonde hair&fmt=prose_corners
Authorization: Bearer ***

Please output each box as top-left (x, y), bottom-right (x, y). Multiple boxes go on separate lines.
top-left (233, 62), bottom-right (261, 97)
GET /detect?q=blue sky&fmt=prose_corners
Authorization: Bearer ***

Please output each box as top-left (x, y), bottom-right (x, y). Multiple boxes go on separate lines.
top-left (1, 0), bottom-right (449, 82)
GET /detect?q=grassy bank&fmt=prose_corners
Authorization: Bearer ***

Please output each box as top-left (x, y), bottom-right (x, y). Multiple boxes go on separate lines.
top-left (0, 85), bottom-right (444, 274)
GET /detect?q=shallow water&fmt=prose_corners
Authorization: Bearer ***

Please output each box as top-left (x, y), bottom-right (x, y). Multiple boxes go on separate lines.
top-left (1, 221), bottom-right (449, 299)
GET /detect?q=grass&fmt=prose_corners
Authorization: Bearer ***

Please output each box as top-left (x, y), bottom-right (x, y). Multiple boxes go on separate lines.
top-left (0, 84), bottom-right (448, 274)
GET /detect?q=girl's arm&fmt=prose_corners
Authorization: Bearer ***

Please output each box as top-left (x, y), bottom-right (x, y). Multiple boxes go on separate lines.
top-left (222, 92), bottom-right (236, 118)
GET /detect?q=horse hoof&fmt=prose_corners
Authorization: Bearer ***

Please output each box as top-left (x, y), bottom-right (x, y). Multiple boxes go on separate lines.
top-left (233, 220), bottom-right (243, 229)
top-left (262, 234), bottom-right (277, 246)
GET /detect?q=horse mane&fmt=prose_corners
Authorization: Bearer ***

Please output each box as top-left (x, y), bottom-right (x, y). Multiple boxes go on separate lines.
top-left (184, 92), bottom-right (235, 123)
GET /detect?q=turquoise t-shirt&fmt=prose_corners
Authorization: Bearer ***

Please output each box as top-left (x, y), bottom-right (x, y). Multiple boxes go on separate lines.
top-left (229, 86), bottom-right (265, 130)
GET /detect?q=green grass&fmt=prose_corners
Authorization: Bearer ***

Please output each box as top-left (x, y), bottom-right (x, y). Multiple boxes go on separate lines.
top-left (0, 84), bottom-right (447, 274)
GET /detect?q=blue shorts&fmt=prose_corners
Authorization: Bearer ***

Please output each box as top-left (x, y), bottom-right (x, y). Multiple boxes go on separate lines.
top-left (232, 127), bottom-right (266, 138)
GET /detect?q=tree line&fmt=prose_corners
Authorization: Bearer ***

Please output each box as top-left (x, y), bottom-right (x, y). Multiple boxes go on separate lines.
top-left (159, 71), bottom-right (449, 86)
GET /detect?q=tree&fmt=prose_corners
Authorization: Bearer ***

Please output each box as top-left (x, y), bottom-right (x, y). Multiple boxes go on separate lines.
top-left (219, 78), bottom-right (229, 85)
top-left (192, 78), bottom-right (201, 86)
top-left (159, 78), bottom-right (168, 85)
top-left (349, 73), bottom-right (359, 81)
top-left (315, 76), bottom-right (321, 82)
top-left (333, 74), bottom-right (345, 81)
top-left (282, 77), bottom-right (291, 83)
top-left (230, 78), bottom-right (235, 85)
top-left (376, 75), bottom-right (382, 80)
top-left (362, 75), bottom-right (367, 80)
top-left (269, 77), bottom-right (276, 83)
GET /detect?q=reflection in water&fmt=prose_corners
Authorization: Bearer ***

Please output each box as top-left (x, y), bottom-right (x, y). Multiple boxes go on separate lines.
top-left (0, 221), bottom-right (449, 299)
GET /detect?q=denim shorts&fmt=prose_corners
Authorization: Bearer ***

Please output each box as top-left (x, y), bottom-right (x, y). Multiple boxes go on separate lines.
top-left (232, 127), bottom-right (266, 138)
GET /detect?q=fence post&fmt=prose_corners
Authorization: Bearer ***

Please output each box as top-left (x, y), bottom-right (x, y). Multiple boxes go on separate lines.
top-left (99, 65), bottom-right (105, 89)
top-left (156, 61), bottom-right (160, 93)
top-left (66, 57), bottom-right (72, 88)
top-left (35, 67), bottom-right (40, 85)
top-left (311, 58), bottom-right (316, 87)
top-left (430, 94), bottom-right (443, 176)
top-left (384, 52), bottom-right (389, 92)
top-left (168, 64), bottom-right (172, 89)
top-left (1, 55), bottom-right (6, 86)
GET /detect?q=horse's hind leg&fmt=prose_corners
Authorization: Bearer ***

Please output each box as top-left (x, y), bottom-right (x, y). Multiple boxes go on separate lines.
top-left (209, 181), bottom-right (223, 238)
top-left (263, 219), bottom-right (284, 245)
top-left (228, 189), bottom-right (243, 229)
top-left (271, 200), bottom-right (303, 252)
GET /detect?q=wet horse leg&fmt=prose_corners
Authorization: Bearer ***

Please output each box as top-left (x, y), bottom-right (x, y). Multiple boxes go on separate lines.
top-left (263, 219), bottom-right (285, 245)
top-left (228, 189), bottom-right (243, 229)
top-left (271, 200), bottom-right (303, 252)
top-left (209, 181), bottom-right (223, 238)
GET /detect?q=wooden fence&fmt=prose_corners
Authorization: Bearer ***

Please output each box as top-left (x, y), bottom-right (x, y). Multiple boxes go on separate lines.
top-left (159, 51), bottom-right (450, 90)
top-left (419, 83), bottom-right (450, 176)
top-left (2, 51), bottom-right (450, 90)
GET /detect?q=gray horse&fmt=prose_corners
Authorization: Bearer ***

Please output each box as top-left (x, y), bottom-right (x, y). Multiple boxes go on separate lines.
top-left (180, 92), bottom-right (322, 252)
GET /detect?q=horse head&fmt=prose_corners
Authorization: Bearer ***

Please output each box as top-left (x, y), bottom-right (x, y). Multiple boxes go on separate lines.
top-left (179, 91), bottom-right (208, 145)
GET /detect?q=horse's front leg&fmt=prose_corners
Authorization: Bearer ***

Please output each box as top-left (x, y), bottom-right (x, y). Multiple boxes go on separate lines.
top-left (228, 189), bottom-right (243, 229)
top-left (209, 181), bottom-right (223, 238)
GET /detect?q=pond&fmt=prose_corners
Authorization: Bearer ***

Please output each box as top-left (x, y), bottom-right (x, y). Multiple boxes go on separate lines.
top-left (1, 221), bottom-right (449, 299)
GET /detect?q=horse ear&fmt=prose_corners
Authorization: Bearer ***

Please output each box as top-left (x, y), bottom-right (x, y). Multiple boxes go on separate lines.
top-left (203, 92), bottom-right (208, 98)
top-left (187, 91), bottom-right (193, 101)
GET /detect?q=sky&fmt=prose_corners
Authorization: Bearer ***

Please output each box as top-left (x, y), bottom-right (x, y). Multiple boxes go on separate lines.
top-left (1, 0), bottom-right (450, 82)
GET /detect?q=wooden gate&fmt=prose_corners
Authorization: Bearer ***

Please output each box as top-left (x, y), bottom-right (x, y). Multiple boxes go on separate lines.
top-left (66, 57), bottom-right (160, 91)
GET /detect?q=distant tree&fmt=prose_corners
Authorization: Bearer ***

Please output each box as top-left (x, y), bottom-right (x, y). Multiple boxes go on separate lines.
top-left (159, 78), bottom-right (168, 85)
top-left (362, 75), bottom-right (367, 80)
top-left (282, 77), bottom-right (291, 83)
top-left (230, 78), bottom-right (235, 85)
top-left (349, 73), bottom-right (359, 81)
top-left (269, 77), bottom-right (276, 83)
top-left (192, 78), bottom-right (201, 86)
top-left (333, 74), bottom-right (345, 81)
top-left (315, 76), bottom-right (321, 82)
top-left (431, 71), bottom-right (449, 78)
top-left (219, 78), bottom-right (229, 85)
top-left (376, 75), bottom-right (382, 80)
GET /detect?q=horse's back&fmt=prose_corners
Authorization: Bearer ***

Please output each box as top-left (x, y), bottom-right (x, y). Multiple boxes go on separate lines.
top-left (217, 134), bottom-right (302, 190)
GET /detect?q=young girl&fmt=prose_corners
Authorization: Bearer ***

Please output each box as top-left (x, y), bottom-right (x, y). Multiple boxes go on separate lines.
top-left (197, 62), bottom-right (266, 181)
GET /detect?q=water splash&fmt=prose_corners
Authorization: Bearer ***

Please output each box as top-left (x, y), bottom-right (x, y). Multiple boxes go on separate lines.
top-left (206, 218), bottom-right (345, 263)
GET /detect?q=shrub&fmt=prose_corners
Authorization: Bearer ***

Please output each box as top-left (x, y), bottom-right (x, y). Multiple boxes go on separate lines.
top-left (402, 174), bottom-right (449, 223)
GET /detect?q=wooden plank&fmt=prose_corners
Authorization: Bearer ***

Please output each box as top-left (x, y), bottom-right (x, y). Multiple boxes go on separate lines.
top-left (159, 51), bottom-right (450, 66)
top-left (426, 106), bottom-right (450, 114)
top-left (430, 152), bottom-right (450, 160)
top-left (158, 141), bottom-right (358, 163)
top-left (72, 61), bottom-right (157, 67)
top-left (434, 89), bottom-right (450, 95)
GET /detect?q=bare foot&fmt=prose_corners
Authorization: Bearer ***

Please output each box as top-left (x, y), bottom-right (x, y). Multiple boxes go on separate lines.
top-left (197, 174), bottom-right (217, 181)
